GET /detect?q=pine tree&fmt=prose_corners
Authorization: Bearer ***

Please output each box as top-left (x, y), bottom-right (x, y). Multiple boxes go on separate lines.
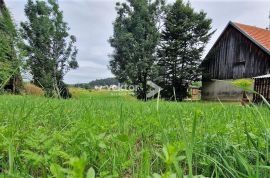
top-left (0, 0), bottom-right (22, 93)
top-left (20, 0), bottom-right (78, 98)
top-left (157, 0), bottom-right (214, 101)
top-left (109, 0), bottom-right (164, 100)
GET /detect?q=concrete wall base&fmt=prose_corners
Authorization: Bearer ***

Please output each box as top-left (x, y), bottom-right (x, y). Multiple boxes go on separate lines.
top-left (202, 79), bottom-right (253, 101)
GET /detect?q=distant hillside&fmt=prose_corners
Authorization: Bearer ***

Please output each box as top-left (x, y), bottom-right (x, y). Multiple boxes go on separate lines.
top-left (72, 78), bottom-right (119, 89)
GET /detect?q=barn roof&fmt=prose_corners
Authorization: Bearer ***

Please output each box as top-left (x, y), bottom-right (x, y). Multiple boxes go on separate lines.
top-left (233, 22), bottom-right (270, 53)
top-left (204, 22), bottom-right (270, 61)
top-left (253, 74), bottom-right (270, 79)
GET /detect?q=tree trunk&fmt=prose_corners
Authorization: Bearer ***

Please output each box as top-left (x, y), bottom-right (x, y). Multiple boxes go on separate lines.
top-left (0, 0), bottom-right (4, 8)
top-left (141, 73), bottom-right (147, 101)
top-left (53, 66), bottom-right (61, 98)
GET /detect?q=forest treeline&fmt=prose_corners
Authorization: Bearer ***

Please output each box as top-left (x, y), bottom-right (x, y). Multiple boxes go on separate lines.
top-left (109, 0), bottom-right (215, 101)
top-left (72, 78), bottom-right (119, 89)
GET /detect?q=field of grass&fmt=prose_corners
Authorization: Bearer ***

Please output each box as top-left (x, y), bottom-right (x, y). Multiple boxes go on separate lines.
top-left (0, 90), bottom-right (270, 178)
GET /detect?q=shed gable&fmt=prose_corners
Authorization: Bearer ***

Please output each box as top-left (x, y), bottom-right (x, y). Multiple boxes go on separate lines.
top-left (202, 22), bottom-right (270, 80)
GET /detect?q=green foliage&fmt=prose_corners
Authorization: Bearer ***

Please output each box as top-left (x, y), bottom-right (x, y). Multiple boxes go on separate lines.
top-left (73, 78), bottom-right (119, 89)
top-left (0, 93), bottom-right (270, 177)
top-left (0, 2), bottom-right (22, 93)
top-left (157, 0), bottom-right (214, 101)
top-left (231, 79), bottom-right (254, 93)
top-left (69, 87), bottom-right (92, 99)
top-left (109, 0), bottom-right (213, 101)
top-left (109, 0), bottom-right (165, 100)
top-left (191, 81), bottom-right (202, 88)
top-left (20, 0), bottom-right (78, 98)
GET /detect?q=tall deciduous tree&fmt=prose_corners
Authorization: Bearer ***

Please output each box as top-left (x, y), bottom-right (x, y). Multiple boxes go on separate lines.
top-left (157, 0), bottom-right (214, 100)
top-left (0, 0), bottom-right (22, 93)
top-left (20, 0), bottom-right (78, 98)
top-left (109, 0), bottom-right (164, 100)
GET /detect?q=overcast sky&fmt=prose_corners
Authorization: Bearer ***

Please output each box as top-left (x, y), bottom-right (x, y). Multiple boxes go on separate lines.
top-left (6, 0), bottom-right (270, 84)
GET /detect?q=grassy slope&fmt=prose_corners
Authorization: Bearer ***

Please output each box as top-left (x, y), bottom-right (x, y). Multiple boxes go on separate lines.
top-left (0, 91), bottom-right (270, 177)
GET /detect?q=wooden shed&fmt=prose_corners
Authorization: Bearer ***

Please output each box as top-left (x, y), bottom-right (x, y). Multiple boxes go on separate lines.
top-left (201, 21), bottom-right (270, 101)
top-left (253, 74), bottom-right (270, 103)
top-left (189, 86), bottom-right (201, 100)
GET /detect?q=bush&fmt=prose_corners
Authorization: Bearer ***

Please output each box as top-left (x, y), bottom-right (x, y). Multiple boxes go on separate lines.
top-left (231, 79), bottom-right (254, 92)
top-left (24, 83), bottom-right (44, 96)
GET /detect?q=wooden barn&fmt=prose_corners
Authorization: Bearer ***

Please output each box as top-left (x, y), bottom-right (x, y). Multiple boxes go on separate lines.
top-left (201, 21), bottom-right (270, 101)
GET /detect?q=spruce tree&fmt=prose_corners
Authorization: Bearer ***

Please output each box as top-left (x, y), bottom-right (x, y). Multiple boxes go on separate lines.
top-left (157, 0), bottom-right (214, 100)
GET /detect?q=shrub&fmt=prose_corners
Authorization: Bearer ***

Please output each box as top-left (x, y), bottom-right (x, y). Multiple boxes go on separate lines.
top-left (231, 79), bottom-right (254, 93)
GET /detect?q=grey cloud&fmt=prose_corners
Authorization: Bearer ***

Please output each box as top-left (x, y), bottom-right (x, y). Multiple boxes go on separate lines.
top-left (190, 1), bottom-right (270, 53)
top-left (65, 66), bottom-right (113, 84)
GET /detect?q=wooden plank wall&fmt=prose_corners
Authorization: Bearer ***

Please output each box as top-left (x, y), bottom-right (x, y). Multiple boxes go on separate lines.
top-left (254, 78), bottom-right (270, 102)
top-left (203, 25), bottom-right (270, 81)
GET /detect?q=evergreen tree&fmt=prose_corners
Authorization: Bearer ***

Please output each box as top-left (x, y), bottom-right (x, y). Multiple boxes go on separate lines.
top-left (20, 0), bottom-right (78, 98)
top-left (109, 0), bottom-right (164, 100)
top-left (0, 0), bottom-right (22, 93)
top-left (157, 0), bottom-right (214, 101)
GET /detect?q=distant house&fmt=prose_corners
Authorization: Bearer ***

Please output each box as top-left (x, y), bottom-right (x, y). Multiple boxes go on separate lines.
top-left (201, 21), bottom-right (270, 101)
top-left (109, 85), bottom-right (118, 90)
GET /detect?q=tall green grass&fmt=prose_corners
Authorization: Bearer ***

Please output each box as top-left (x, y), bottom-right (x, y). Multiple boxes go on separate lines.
top-left (0, 92), bottom-right (270, 177)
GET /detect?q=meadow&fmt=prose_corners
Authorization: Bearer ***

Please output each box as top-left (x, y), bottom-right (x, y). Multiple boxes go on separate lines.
top-left (0, 90), bottom-right (270, 178)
